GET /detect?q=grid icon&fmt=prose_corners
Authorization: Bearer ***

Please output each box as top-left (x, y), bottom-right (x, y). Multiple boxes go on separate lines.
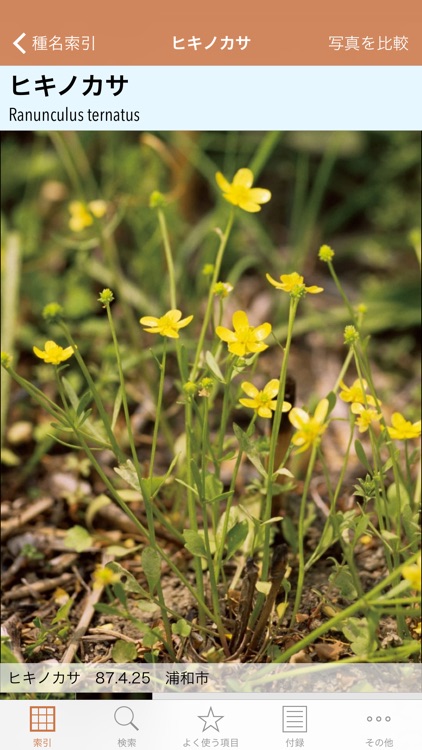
top-left (29, 706), bottom-right (56, 732)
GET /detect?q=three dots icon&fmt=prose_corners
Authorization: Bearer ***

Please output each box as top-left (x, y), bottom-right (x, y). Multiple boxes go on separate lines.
top-left (367, 716), bottom-right (391, 723)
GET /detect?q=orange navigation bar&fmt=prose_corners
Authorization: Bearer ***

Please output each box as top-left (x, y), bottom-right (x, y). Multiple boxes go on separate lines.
top-left (1, 0), bottom-right (421, 65)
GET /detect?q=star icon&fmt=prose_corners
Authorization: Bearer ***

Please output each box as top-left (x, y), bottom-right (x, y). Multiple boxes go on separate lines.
top-left (197, 706), bottom-right (224, 732)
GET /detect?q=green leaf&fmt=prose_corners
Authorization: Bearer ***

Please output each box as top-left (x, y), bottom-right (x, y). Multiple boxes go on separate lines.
top-left (280, 516), bottom-right (298, 552)
top-left (1, 640), bottom-right (19, 663)
top-left (51, 597), bottom-right (74, 624)
top-left (205, 351), bottom-right (225, 383)
top-left (183, 529), bottom-right (207, 558)
top-left (354, 440), bottom-right (372, 472)
top-left (225, 520), bottom-right (249, 559)
top-left (326, 391), bottom-right (337, 414)
top-left (329, 562), bottom-right (358, 601)
top-left (150, 454), bottom-right (179, 498)
top-left (111, 639), bottom-right (138, 663)
top-left (205, 474), bottom-right (224, 503)
top-left (111, 386), bottom-right (123, 430)
top-left (85, 493), bottom-right (110, 528)
top-left (260, 516), bottom-right (283, 527)
top-left (76, 390), bottom-right (93, 417)
top-left (106, 544), bottom-right (143, 558)
top-left (63, 525), bottom-right (93, 552)
top-left (171, 618), bottom-right (192, 637)
top-left (113, 582), bottom-right (128, 608)
top-left (190, 461), bottom-right (203, 495)
top-left (62, 376), bottom-right (80, 412)
top-left (233, 423), bottom-right (267, 478)
top-left (256, 582), bottom-right (272, 595)
top-left (114, 460), bottom-right (142, 492)
top-left (141, 547), bottom-right (161, 594)
top-left (142, 627), bottom-right (162, 648)
top-left (94, 603), bottom-right (125, 617)
top-left (107, 562), bottom-right (147, 596)
top-left (387, 482), bottom-right (410, 515)
top-left (342, 617), bottom-right (375, 657)
top-left (179, 345), bottom-right (189, 382)
top-left (136, 601), bottom-right (159, 613)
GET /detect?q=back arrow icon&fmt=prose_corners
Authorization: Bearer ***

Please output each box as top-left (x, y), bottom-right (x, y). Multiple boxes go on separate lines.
top-left (13, 33), bottom-right (26, 54)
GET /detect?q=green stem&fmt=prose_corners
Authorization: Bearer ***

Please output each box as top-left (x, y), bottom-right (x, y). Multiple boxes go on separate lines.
top-left (59, 321), bottom-right (124, 462)
top-left (185, 399), bottom-right (206, 623)
top-left (105, 303), bottom-right (174, 649)
top-left (191, 210), bottom-right (235, 380)
top-left (214, 415), bottom-right (256, 582)
top-left (216, 358), bottom-right (236, 468)
top-left (261, 297), bottom-right (299, 582)
top-left (198, 402), bottom-right (230, 655)
top-left (327, 260), bottom-right (357, 324)
top-left (4, 366), bottom-right (67, 424)
top-left (71, 419), bottom-right (219, 632)
top-left (149, 340), bottom-right (167, 492)
top-left (289, 443), bottom-right (318, 626)
top-left (157, 208), bottom-right (177, 310)
top-left (275, 551), bottom-right (420, 663)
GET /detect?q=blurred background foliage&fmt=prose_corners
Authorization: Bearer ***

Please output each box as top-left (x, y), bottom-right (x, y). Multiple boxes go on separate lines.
top-left (1, 131), bottom-right (420, 391)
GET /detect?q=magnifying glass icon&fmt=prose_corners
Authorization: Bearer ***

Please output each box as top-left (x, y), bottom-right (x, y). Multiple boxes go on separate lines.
top-left (114, 706), bottom-right (139, 731)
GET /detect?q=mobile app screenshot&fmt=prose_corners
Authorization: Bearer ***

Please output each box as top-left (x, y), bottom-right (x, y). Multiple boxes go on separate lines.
top-left (1, 2), bottom-right (421, 749)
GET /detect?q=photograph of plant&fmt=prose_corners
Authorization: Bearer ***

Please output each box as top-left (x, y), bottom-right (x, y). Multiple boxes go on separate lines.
top-left (1, 131), bottom-right (420, 665)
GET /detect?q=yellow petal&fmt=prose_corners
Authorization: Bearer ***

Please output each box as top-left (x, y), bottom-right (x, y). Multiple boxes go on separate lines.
top-left (228, 342), bottom-right (247, 357)
top-left (241, 382), bottom-right (259, 399)
top-left (247, 342), bottom-right (269, 353)
top-left (215, 171), bottom-right (231, 193)
top-left (232, 310), bottom-right (249, 330)
top-left (289, 408), bottom-right (309, 429)
top-left (140, 316), bottom-right (159, 326)
top-left (305, 285), bottom-right (324, 294)
top-left (253, 322), bottom-right (272, 341)
top-left (264, 379), bottom-right (280, 399)
top-left (248, 188), bottom-right (272, 204)
top-left (61, 346), bottom-right (74, 361)
top-left (314, 398), bottom-right (329, 423)
top-left (177, 315), bottom-right (193, 329)
top-left (238, 199), bottom-right (262, 213)
top-left (239, 398), bottom-right (259, 409)
top-left (266, 273), bottom-right (282, 289)
top-left (165, 309), bottom-right (183, 322)
top-left (33, 346), bottom-right (46, 359)
top-left (233, 168), bottom-right (253, 188)
top-left (215, 326), bottom-right (237, 343)
top-left (162, 328), bottom-right (180, 338)
top-left (257, 406), bottom-right (272, 418)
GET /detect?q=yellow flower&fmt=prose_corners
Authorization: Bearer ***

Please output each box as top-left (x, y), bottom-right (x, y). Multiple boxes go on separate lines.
top-left (266, 271), bottom-right (323, 295)
top-left (402, 554), bottom-right (421, 592)
top-left (387, 412), bottom-right (421, 441)
top-left (33, 340), bottom-right (74, 365)
top-left (318, 244), bottom-right (335, 262)
top-left (68, 200), bottom-right (107, 232)
top-left (213, 282), bottom-right (234, 298)
top-left (92, 565), bottom-right (121, 589)
top-left (288, 398), bottom-right (329, 453)
top-left (215, 168), bottom-right (271, 213)
top-left (239, 379), bottom-right (291, 419)
top-left (339, 379), bottom-right (377, 407)
top-left (216, 310), bottom-right (271, 357)
top-left (351, 403), bottom-right (382, 433)
top-left (140, 309), bottom-right (193, 338)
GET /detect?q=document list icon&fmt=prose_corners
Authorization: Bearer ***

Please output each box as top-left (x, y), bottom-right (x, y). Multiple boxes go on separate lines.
top-left (282, 706), bottom-right (307, 733)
